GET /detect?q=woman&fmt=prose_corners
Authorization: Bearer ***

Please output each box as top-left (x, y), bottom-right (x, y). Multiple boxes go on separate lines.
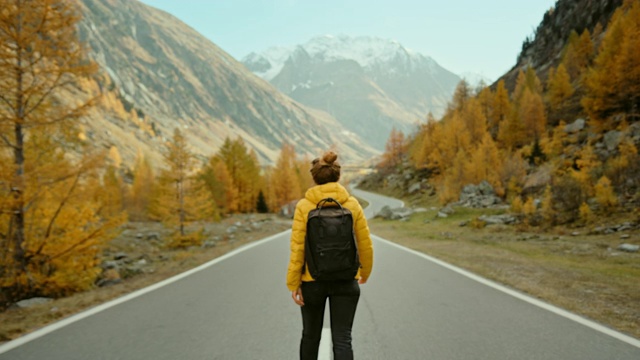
top-left (286, 151), bottom-right (374, 360)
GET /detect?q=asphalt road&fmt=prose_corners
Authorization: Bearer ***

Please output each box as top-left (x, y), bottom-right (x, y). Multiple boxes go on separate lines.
top-left (1, 189), bottom-right (639, 359)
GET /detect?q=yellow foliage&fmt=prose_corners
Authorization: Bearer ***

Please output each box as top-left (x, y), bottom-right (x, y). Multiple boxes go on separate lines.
top-left (579, 202), bottom-right (593, 224)
top-left (583, 0), bottom-right (640, 129)
top-left (215, 137), bottom-right (262, 213)
top-left (492, 80), bottom-right (512, 139)
top-left (540, 185), bottom-right (555, 224)
top-left (149, 129), bottom-right (218, 235)
top-left (109, 146), bottom-right (122, 169)
top-left (546, 64), bottom-right (575, 113)
top-left (469, 218), bottom-right (487, 229)
top-left (511, 196), bottom-right (524, 214)
top-left (380, 127), bottom-right (406, 170)
top-left (439, 149), bottom-right (468, 204)
top-left (523, 197), bottom-right (536, 216)
top-left (128, 150), bottom-right (155, 220)
top-left (271, 142), bottom-right (303, 207)
top-left (595, 176), bottom-right (618, 211)
top-left (570, 143), bottom-right (600, 196)
top-left (542, 121), bottom-right (568, 158)
top-left (166, 229), bottom-right (205, 249)
top-left (0, 0), bottom-right (122, 301)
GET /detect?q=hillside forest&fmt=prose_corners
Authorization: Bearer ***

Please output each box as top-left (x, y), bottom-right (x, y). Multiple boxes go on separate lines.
top-left (376, 0), bottom-right (639, 226)
top-left (0, 0), bottom-right (315, 307)
top-left (1, 0), bottom-right (639, 309)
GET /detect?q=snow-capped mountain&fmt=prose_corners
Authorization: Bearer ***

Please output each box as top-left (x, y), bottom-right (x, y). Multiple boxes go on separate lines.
top-left (244, 35), bottom-right (441, 80)
top-left (242, 35), bottom-right (461, 150)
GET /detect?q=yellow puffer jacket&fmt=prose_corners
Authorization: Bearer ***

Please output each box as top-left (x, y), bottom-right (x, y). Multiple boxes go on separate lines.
top-left (286, 182), bottom-right (373, 291)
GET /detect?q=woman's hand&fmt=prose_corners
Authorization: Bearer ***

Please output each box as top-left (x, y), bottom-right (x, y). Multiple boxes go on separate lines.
top-left (292, 288), bottom-right (304, 306)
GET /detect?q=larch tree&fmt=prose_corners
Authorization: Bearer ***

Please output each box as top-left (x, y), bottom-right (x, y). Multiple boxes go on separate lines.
top-left (0, 0), bottom-right (123, 303)
top-left (129, 150), bottom-right (155, 220)
top-left (583, 0), bottom-right (640, 129)
top-left (492, 80), bottom-right (511, 140)
top-left (546, 64), bottom-right (575, 120)
top-left (200, 156), bottom-right (238, 215)
top-left (149, 129), bottom-right (217, 244)
top-left (449, 80), bottom-right (471, 113)
top-left (380, 127), bottom-right (406, 171)
top-left (460, 97), bottom-right (488, 145)
top-left (215, 137), bottom-right (261, 213)
top-left (519, 90), bottom-right (547, 141)
top-left (271, 142), bottom-right (302, 208)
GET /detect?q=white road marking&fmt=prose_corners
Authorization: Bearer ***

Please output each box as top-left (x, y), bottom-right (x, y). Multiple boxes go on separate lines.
top-left (0, 230), bottom-right (291, 355)
top-left (319, 328), bottom-right (332, 360)
top-left (374, 235), bottom-right (640, 349)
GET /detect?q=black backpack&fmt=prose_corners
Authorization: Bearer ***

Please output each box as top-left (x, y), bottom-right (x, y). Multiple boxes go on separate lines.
top-left (305, 198), bottom-right (360, 281)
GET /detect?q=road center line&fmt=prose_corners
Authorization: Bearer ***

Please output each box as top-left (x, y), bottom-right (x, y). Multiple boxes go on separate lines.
top-left (319, 328), bottom-right (332, 359)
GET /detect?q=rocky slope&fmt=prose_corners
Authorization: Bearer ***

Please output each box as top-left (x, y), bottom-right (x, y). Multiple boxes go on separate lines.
top-left (74, 0), bottom-right (377, 167)
top-left (500, 0), bottom-right (623, 89)
top-left (243, 35), bottom-right (461, 149)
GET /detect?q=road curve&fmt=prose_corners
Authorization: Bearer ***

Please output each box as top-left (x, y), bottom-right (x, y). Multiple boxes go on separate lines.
top-left (0, 189), bottom-right (638, 359)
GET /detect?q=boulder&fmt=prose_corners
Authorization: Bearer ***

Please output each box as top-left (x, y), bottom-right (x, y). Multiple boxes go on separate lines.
top-left (408, 182), bottom-right (421, 194)
top-left (15, 297), bottom-right (53, 308)
top-left (456, 181), bottom-right (502, 208)
top-left (375, 206), bottom-right (413, 220)
top-left (564, 118), bottom-right (585, 133)
top-left (617, 244), bottom-right (639, 253)
top-left (478, 214), bottom-right (517, 225)
top-left (375, 206), bottom-right (393, 219)
top-left (477, 180), bottom-right (495, 196)
top-left (604, 130), bottom-right (622, 151)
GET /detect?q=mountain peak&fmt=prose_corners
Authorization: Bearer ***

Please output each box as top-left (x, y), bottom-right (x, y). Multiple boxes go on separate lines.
top-left (245, 34), bottom-right (441, 81)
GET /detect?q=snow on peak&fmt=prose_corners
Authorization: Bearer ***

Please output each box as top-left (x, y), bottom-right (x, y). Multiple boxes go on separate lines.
top-left (245, 35), bottom-right (439, 80)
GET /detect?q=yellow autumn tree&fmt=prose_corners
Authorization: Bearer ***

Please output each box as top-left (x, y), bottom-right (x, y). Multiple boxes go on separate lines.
top-left (201, 157), bottom-right (238, 214)
top-left (271, 142), bottom-right (302, 208)
top-left (411, 114), bottom-right (440, 169)
top-left (594, 176), bottom-right (618, 211)
top-left (439, 149), bottom-right (469, 203)
top-left (0, 0), bottom-right (124, 303)
top-left (562, 29), bottom-right (594, 81)
top-left (380, 127), bottom-right (406, 171)
top-left (492, 80), bottom-right (512, 140)
top-left (570, 142), bottom-right (601, 196)
top-left (583, 0), bottom-right (640, 130)
top-left (215, 137), bottom-right (262, 213)
top-left (128, 150), bottom-right (155, 220)
top-left (460, 97), bottom-right (488, 145)
top-left (546, 64), bottom-right (575, 121)
top-left (149, 129), bottom-right (217, 247)
top-left (465, 132), bottom-right (505, 196)
top-left (519, 90), bottom-right (548, 140)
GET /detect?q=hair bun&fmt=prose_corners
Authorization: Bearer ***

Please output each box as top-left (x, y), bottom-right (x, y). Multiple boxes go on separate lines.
top-left (322, 151), bottom-right (338, 165)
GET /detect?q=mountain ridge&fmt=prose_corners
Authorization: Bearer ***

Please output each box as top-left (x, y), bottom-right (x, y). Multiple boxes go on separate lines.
top-left (74, 0), bottom-right (378, 167)
top-left (242, 35), bottom-right (461, 149)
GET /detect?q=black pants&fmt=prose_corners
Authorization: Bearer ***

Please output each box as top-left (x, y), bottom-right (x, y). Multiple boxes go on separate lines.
top-left (299, 280), bottom-right (361, 360)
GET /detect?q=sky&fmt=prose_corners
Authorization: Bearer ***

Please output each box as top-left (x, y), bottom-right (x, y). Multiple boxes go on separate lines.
top-left (139, 0), bottom-right (558, 82)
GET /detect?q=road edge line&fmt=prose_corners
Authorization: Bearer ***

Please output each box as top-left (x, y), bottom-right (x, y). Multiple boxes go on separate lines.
top-left (373, 235), bottom-right (640, 349)
top-left (0, 230), bottom-right (291, 355)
